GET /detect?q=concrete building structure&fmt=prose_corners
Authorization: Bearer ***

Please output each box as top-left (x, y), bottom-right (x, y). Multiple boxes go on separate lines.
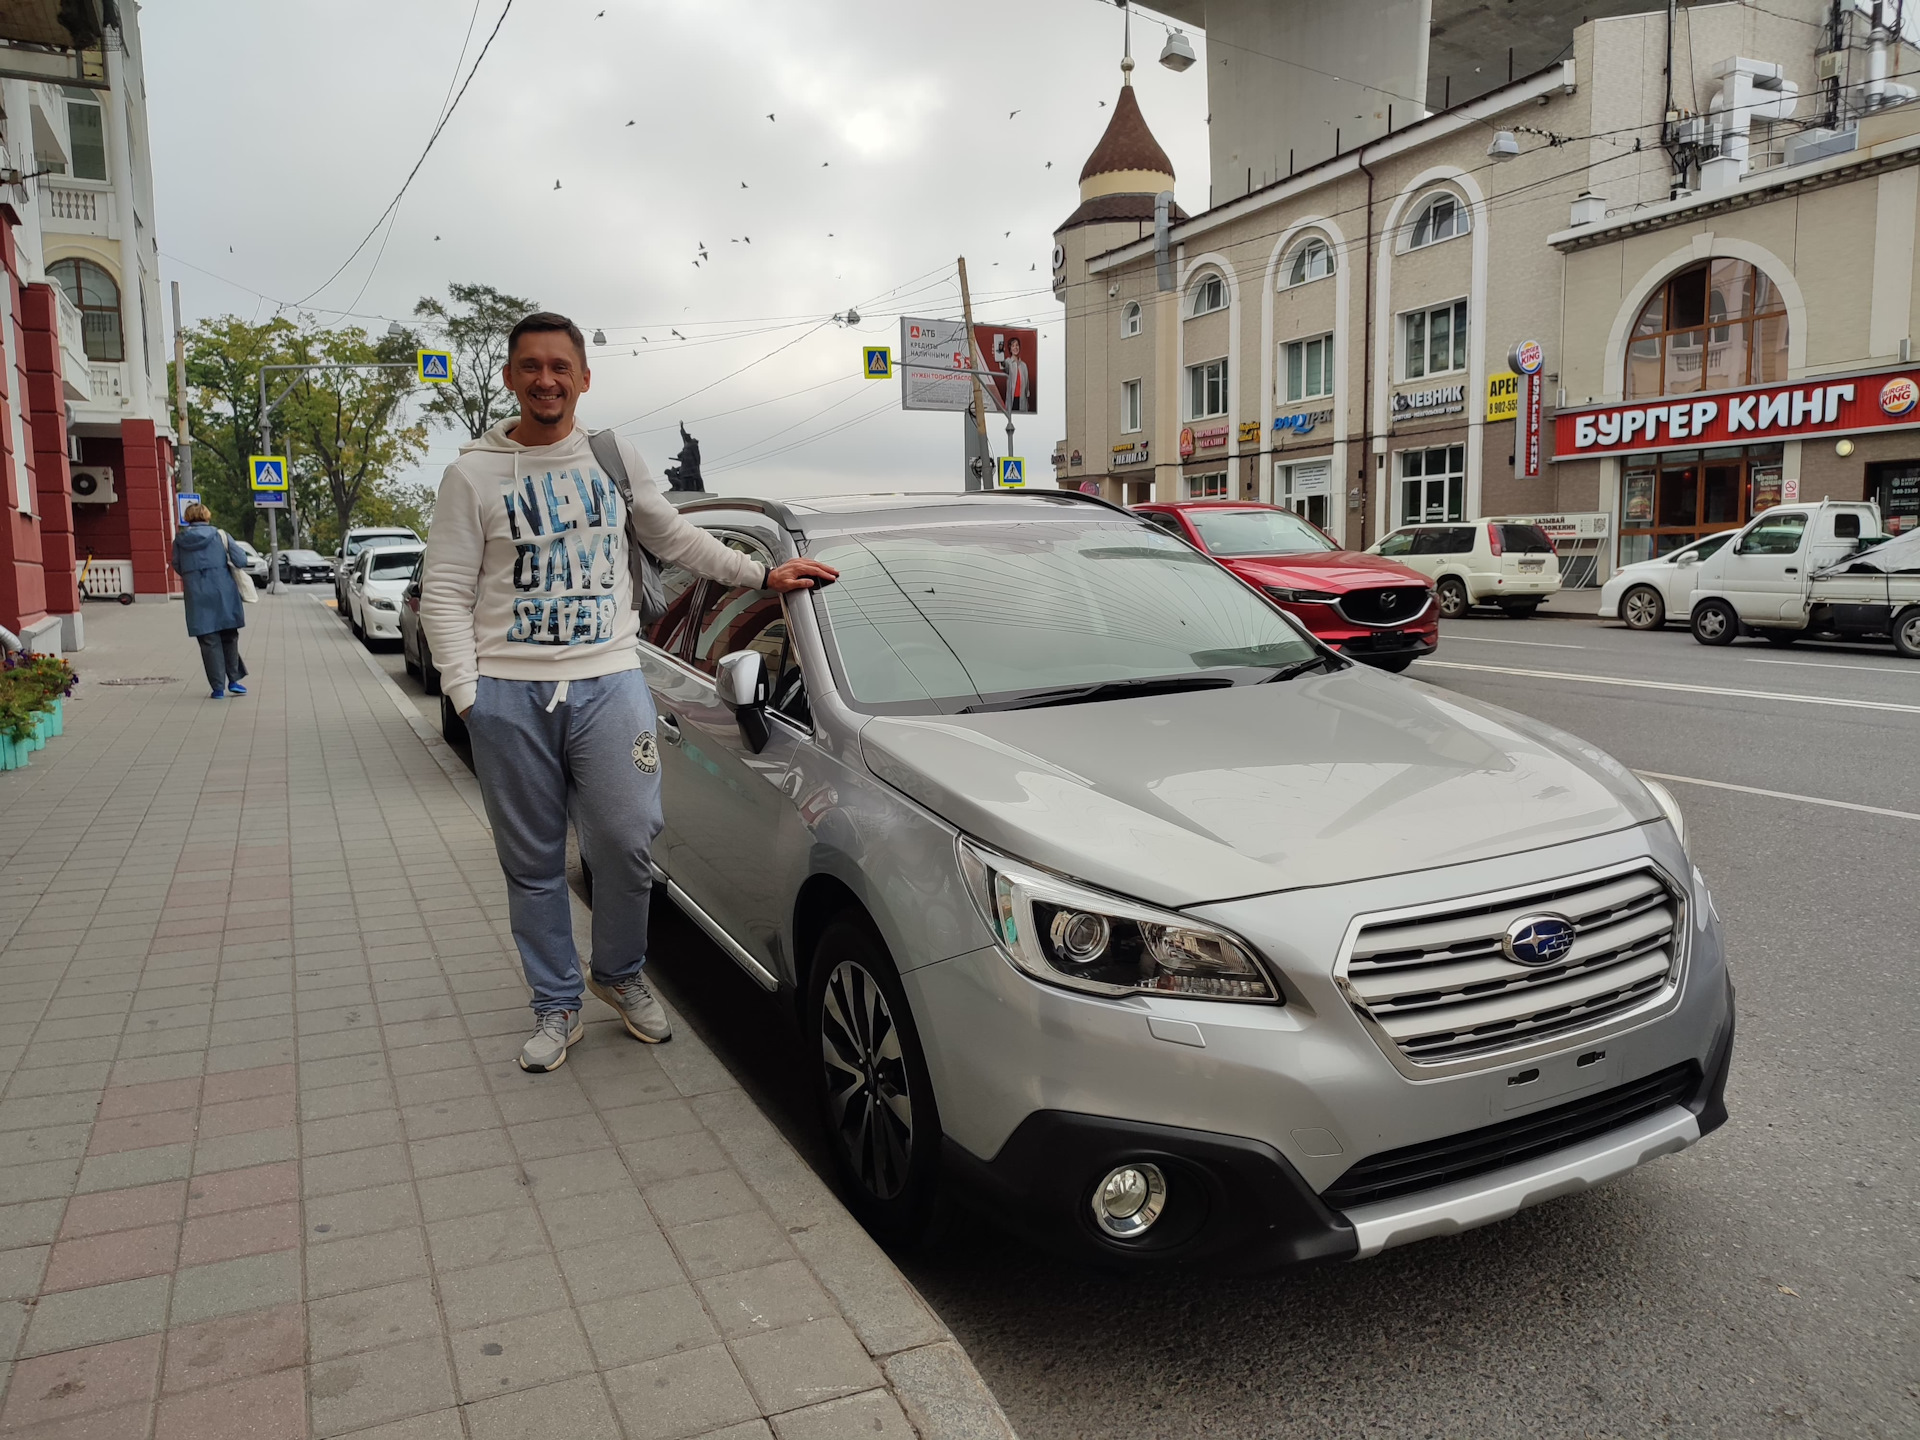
top-left (0, 0), bottom-right (174, 654)
top-left (1058, 0), bottom-right (1920, 579)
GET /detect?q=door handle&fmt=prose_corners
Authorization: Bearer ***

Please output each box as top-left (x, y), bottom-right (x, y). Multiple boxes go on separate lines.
top-left (1784, 567), bottom-right (1797, 574)
top-left (658, 715), bottom-right (682, 745)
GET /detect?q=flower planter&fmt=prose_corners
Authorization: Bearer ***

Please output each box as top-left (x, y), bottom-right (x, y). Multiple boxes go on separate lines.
top-left (0, 697), bottom-right (63, 771)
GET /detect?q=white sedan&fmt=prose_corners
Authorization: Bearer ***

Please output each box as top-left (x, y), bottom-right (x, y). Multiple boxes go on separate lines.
top-left (345, 544), bottom-right (424, 646)
top-left (1598, 531), bottom-right (1736, 629)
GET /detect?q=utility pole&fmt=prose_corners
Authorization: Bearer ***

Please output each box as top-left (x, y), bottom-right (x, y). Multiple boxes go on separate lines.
top-left (957, 256), bottom-right (993, 490)
top-left (170, 282), bottom-right (192, 496)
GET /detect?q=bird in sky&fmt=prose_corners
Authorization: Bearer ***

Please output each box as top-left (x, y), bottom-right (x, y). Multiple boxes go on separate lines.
top-left (821, 161), bottom-right (829, 167)
top-left (740, 181), bottom-right (748, 188)
top-left (1004, 230), bottom-right (1011, 237)
top-left (743, 236), bottom-right (751, 244)
top-left (1098, 99), bottom-right (1108, 107)
top-left (434, 234), bottom-right (440, 240)
top-left (1009, 109), bottom-right (1021, 118)
top-left (595, 8), bottom-right (604, 15)
top-left (553, 180), bottom-right (561, 190)
top-left (731, 238), bottom-right (739, 243)
top-left (1030, 263), bottom-right (1036, 270)
top-left (692, 259), bottom-right (700, 267)
top-left (1045, 160), bottom-right (1052, 169)
top-left (767, 113), bottom-right (775, 122)
top-left (625, 120), bottom-right (634, 127)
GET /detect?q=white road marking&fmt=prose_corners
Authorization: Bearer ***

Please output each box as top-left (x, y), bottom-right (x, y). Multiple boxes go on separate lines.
top-left (1744, 656), bottom-right (1916, 677)
top-left (1440, 634), bottom-right (1586, 649)
top-left (1413, 659), bottom-right (1920, 715)
top-left (1638, 770), bottom-right (1920, 823)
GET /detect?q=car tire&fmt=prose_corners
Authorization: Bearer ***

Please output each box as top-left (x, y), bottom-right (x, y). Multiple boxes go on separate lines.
top-left (1436, 577), bottom-right (1469, 619)
top-left (420, 639), bottom-right (442, 696)
top-left (1500, 601), bottom-right (1541, 619)
top-left (1691, 598), bottom-right (1739, 646)
top-left (1621, 585), bottom-right (1666, 630)
top-left (1891, 606), bottom-right (1920, 659)
top-left (1760, 629), bottom-right (1799, 646)
top-left (806, 912), bottom-right (943, 1243)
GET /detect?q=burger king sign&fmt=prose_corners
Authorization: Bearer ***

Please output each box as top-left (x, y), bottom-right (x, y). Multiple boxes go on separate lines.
top-left (1555, 364), bottom-right (1920, 457)
top-left (1880, 375), bottom-right (1919, 417)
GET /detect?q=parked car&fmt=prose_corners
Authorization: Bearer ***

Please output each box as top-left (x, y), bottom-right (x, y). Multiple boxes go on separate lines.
top-left (1135, 501), bottom-right (1437, 672)
top-left (343, 544), bottom-right (423, 646)
top-left (232, 539), bottom-right (271, 585)
top-left (1368, 521), bottom-right (1562, 618)
top-left (278, 548), bottom-right (334, 585)
top-left (1597, 532), bottom-right (1737, 630)
top-left (397, 554), bottom-right (441, 693)
top-left (1684, 500), bottom-right (1920, 657)
top-left (333, 527), bottom-right (422, 610)
top-left (630, 490), bottom-right (1732, 1269)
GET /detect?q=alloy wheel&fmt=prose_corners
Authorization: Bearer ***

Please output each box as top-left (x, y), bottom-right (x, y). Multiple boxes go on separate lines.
top-left (1623, 587), bottom-right (1663, 629)
top-left (1437, 579), bottom-right (1468, 619)
top-left (819, 959), bottom-right (914, 1201)
top-left (1896, 610), bottom-right (1920, 659)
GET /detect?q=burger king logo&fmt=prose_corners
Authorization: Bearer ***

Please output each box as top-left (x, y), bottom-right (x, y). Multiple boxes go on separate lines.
top-left (1880, 376), bottom-right (1918, 416)
top-left (1509, 339), bottom-right (1546, 375)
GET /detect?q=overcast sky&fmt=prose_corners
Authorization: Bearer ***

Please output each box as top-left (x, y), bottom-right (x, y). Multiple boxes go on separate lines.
top-left (143, 0), bottom-right (1211, 499)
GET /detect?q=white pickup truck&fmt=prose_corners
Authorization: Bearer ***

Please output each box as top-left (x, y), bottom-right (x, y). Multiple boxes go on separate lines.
top-left (1687, 500), bottom-right (1920, 658)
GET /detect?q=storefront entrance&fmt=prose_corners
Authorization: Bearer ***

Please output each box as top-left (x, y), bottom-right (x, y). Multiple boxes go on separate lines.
top-left (1867, 459), bottom-right (1920, 534)
top-left (1619, 444), bottom-right (1783, 565)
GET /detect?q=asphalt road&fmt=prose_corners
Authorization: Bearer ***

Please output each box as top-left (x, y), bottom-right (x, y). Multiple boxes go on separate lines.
top-left (351, 597), bottom-right (1919, 1440)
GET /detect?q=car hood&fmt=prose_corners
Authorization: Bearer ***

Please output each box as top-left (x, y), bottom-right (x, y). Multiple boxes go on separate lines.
top-left (1223, 551), bottom-right (1430, 590)
top-left (362, 576), bottom-right (412, 598)
top-left (857, 668), bottom-right (1658, 909)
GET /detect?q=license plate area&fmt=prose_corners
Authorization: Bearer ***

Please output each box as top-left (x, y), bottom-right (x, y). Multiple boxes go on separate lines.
top-left (1497, 1046), bottom-right (1622, 1113)
top-left (1518, 559), bottom-right (1545, 572)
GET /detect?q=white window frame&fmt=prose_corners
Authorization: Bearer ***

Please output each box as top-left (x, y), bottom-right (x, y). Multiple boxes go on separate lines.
top-left (1406, 192), bottom-right (1469, 250)
top-left (1282, 333), bottom-right (1335, 403)
top-left (1188, 273), bottom-right (1227, 317)
top-left (1121, 301), bottom-right (1141, 338)
top-left (1275, 458), bottom-right (1334, 533)
top-left (1400, 298), bottom-right (1469, 382)
top-left (1186, 357), bottom-right (1228, 419)
top-left (1185, 471), bottom-right (1229, 499)
top-left (62, 87), bottom-right (109, 184)
top-left (1121, 378), bottom-right (1142, 434)
top-left (1283, 237), bottom-right (1334, 288)
top-left (1396, 443), bottom-right (1468, 526)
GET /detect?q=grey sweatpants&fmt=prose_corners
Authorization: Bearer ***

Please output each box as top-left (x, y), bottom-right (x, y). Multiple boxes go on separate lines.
top-left (466, 670), bottom-right (664, 1015)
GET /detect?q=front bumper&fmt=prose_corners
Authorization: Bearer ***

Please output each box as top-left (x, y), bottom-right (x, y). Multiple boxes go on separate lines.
top-left (361, 608), bottom-right (401, 637)
top-left (1336, 628), bottom-right (1437, 663)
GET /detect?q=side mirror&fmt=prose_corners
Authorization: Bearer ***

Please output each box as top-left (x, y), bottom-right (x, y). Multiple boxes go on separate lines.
top-left (716, 650), bottom-right (769, 752)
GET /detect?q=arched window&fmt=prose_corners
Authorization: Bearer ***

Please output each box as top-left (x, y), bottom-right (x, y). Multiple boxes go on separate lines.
top-left (1121, 301), bottom-right (1141, 338)
top-left (1407, 192), bottom-right (1469, 249)
top-left (1626, 259), bottom-right (1788, 399)
top-left (1188, 273), bottom-right (1227, 317)
top-left (47, 258), bottom-right (121, 361)
top-left (1284, 237), bottom-right (1334, 287)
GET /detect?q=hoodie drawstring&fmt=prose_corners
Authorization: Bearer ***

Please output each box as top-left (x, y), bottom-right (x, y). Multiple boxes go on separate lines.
top-left (545, 678), bottom-right (570, 713)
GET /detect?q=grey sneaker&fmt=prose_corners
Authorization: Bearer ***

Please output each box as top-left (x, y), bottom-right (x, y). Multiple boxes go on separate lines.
top-left (518, 1010), bottom-right (583, 1072)
top-left (587, 974), bottom-right (672, 1044)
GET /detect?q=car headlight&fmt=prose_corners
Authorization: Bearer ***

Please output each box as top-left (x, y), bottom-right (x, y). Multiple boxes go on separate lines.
top-left (368, 597), bottom-right (397, 612)
top-left (1640, 776), bottom-right (1686, 848)
top-left (1263, 586), bottom-right (1340, 604)
top-left (957, 840), bottom-right (1278, 1002)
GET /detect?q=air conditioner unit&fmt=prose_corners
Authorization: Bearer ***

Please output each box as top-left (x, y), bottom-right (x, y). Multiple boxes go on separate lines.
top-left (70, 466), bottom-right (117, 504)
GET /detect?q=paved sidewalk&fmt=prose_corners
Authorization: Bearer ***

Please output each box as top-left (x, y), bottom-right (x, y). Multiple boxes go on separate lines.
top-left (0, 594), bottom-right (1014, 1440)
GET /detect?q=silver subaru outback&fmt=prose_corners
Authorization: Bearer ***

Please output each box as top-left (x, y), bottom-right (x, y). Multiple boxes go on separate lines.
top-left (638, 492), bottom-right (1733, 1267)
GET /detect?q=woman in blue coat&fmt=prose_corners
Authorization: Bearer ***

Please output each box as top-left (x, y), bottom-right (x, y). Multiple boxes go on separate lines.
top-left (172, 502), bottom-right (251, 698)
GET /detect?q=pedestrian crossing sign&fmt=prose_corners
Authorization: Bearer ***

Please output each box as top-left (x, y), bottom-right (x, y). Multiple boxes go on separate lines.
top-left (417, 349), bottom-right (453, 384)
top-left (863, 346), bottom-right (892, 379)
top-left (998, 457), bottom-right (1026, 488)
top-left (248, 455), bottom-right (288, 491)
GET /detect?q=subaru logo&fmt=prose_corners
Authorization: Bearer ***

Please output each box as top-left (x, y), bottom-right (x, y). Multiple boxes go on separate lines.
top-left (1503, 913), bottom-right (1576, 967)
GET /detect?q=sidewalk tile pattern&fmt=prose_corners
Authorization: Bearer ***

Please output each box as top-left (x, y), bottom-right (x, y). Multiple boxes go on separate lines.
top-left (0, 597), bottom-right (1014, 1438)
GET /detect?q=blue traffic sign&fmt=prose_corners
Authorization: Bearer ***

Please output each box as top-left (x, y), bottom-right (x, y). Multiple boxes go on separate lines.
top-left (248, 455), bottom-right (287, 491)
top-left (998, 456), bottom-right (1026, 488)
top-left (417, 349), bottom-right (453, 383)
top-left (863, 346), bottom-right (892, 379)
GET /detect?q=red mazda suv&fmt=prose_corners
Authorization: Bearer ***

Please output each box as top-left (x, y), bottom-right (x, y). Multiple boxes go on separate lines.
top-left (1135, 501), bottom-right (1438, 671)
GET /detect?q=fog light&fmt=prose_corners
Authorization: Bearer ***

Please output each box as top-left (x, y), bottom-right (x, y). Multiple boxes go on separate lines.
top-left (1091, 1162), bottom-right (1166, 1239)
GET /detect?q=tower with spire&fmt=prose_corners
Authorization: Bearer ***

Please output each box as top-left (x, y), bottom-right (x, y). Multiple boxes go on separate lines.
top-left (1051, 40), bottom-right (1184, 502)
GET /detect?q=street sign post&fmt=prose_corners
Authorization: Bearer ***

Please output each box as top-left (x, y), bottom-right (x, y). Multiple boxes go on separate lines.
top-left (998, 457), bottom-right (1026, 488)
top-left (175, 492), bottom-right (200, 523)
top-left (417, 349), bottom-right (453, 384)
top-left (248, 455), bottom-right (288, 492)
top-left (863, 346), bottom-right (892, 379)
top-left (248, 456), bottom-right (290, 589)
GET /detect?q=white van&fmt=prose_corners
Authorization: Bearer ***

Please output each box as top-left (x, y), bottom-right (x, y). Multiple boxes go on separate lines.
top-left (1687, 501), bottom-right (1920, 657)
top-left (1368, 521), bottom-right (1562, 618)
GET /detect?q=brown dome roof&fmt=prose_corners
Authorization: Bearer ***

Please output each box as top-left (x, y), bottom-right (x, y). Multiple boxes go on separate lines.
top-left (1079, 83), bottom-right (1174, 185)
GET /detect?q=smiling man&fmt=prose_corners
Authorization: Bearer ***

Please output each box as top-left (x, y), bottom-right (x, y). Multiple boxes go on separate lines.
top-left (420, 312), bottom-right (836, 1072)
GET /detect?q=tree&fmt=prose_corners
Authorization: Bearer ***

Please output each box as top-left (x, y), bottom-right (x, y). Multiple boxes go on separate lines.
top-left (279, 325), bottom-right (429, 547)
top-left (413, 282), bottom-right (538, 439)
top-left (175, 315), bottom-right (299, 545)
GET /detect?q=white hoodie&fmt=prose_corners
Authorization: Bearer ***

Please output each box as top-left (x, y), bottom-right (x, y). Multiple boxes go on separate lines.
top-left (420, 418), bottom-right (766, 714)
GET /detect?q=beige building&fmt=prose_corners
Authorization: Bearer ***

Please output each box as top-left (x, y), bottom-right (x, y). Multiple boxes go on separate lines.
top-left (1054, 0), bottom-right (1920, 577)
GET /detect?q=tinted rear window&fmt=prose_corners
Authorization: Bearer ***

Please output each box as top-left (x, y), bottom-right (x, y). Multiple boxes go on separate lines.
top-left (1412, 528), bottom-right (1474, 555)
top-left (1499, 525), bottom-right (1554, 553)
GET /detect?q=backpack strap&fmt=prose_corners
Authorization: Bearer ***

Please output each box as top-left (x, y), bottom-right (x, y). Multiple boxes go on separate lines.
top-left (587, 429), bottom-right (661, 618)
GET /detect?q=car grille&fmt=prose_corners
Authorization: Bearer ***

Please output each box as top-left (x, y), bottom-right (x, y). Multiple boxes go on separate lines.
top-left (1339, 866), bottom-right (1682, 1069)
top-left (1337, 586), bottom-right (1431, 628)
top-left (1320, 1061), bottom-right (1699, 1209)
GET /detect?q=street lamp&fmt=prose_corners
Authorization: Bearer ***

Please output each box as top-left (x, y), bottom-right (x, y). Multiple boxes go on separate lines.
top-left (386, 320), bottom-right (406, 337)
top-left (1486, 131), bottom-right (1520, 161)
top-left (592, 328), bottom-right (607, 345)
top-left (1159, 28), bottom-right (1197, 72)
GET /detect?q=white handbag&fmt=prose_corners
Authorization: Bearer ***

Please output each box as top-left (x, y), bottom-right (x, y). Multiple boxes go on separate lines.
top-left (220, 530), bottom-right (259, 603)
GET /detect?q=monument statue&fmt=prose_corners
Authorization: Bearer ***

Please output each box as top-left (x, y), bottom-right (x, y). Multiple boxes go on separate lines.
top-left (662, 423), bottom-right (704, 491)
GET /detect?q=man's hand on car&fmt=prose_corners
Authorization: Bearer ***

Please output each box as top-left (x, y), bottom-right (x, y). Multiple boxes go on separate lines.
top-left (765, 558), bottom-right (840, 592)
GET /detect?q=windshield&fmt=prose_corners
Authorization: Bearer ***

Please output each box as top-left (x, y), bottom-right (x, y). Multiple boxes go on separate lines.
top-left (1186, 507), bottom-right (1336, 557)
top-left (1677, 532), bottom-right (1732, 563)
top-left (368, 552), bottom-right (421, 579)
top-left (808, 519), bottom-right (1318, 714)
top-left (347, 534), bottom-right (417, 556)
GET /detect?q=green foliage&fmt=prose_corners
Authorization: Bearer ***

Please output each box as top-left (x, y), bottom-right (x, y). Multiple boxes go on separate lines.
top-left (175, 314), bottom-right (300, 545)
top-left (0, 652), bottom-right (76, 743)
top-left (414, 282), bottom-right (539, 439)
top-left (278, 325), bottom-right (430, 548)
